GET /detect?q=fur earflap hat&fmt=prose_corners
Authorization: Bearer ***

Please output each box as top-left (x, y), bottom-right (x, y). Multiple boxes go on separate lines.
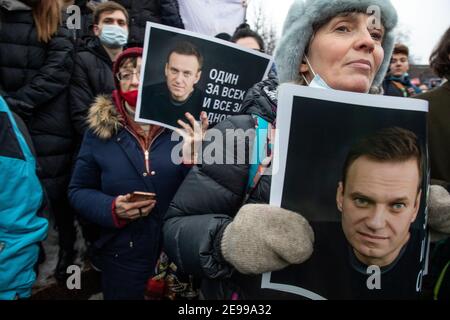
top-left (275, 0), bottom-right (398, 87)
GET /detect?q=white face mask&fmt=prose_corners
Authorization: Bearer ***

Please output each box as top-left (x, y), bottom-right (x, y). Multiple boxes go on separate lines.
top-left (301, 55), bottom-right (332, 90)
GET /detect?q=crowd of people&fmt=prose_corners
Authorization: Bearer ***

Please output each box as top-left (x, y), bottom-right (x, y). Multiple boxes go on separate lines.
top-left (0, 0), bottom-right (449, 300)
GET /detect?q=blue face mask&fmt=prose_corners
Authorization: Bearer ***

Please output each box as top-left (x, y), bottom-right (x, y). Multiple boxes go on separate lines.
top-left (99, 25), bottom-right (128, 49)
top-left (301, 55), bottom-right (332, 90)
top-left (309, 74), bottom-right (332, 90)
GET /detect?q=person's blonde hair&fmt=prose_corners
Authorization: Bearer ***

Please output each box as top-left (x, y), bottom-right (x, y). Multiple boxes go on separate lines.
top-left (31, 0), bottom-right (61, 43)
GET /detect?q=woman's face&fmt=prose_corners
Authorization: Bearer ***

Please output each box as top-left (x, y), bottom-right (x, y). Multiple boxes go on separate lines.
top-left (118, 57), bottom-right (142, 92)
top-left (301, 13), bottom-right (385, 93)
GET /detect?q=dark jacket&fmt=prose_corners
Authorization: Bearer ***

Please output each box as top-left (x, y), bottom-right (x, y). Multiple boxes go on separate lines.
top-left (62, 0), bottom-right (95, 42)
top-left (416, 81), bottom-right (450, 182)
top-left (141, 82), bottom-right (205, 129)
top-left (70, 36), bottom-right (115, 140)
top-left (0, 2), bottom-right (75, 201)
top-left (68, 95), bottom-right (190, 299)
top-left (162, 76), bottom-right (278, 298)
top-left (113, 0), bottom-right (184, 46)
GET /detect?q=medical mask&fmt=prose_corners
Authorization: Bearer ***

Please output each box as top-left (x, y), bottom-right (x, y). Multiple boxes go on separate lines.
top-left (301, 55), bottom-right (332, 90)
top-left (99, 25), bottom-right (128, 49)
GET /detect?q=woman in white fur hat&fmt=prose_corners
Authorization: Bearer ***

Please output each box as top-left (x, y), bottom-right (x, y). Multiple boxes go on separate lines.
top-left (162, 0), bottom-right (449, 299)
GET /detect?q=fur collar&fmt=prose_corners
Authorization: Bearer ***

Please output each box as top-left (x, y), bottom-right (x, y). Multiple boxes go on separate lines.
top-left (87, 95), bottom-right (123, 140)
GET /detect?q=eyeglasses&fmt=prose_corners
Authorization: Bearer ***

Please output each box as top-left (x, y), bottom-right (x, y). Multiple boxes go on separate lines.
top-left (116, 70), bottom-right (140, 81)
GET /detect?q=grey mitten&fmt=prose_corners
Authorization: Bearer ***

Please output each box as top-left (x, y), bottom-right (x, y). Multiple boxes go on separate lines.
top-left (429, 185), bottom-right (450, 234)
top-left (221, 204), bottom-right (314, 274)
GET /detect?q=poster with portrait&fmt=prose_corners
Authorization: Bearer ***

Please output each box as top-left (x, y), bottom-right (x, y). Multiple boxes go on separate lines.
top-left (135, 22), bottom-right (273, 131)
top-left (258, 84), bottom-right (429, 299)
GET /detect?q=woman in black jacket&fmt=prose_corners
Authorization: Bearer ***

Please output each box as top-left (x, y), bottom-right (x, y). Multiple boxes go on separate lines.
top-left (0, 0), bottom-right (76, 281)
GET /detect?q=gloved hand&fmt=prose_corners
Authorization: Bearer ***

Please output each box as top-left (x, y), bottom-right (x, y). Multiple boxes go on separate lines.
top-left (220, 204), bottom-right (314, 275)
top-left (429, 185), bottom-right (450, 234)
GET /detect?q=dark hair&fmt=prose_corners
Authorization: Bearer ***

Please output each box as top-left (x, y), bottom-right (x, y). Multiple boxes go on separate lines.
top-left (93, 1), bottom-right (129, 25)
top-left (231, 23), bottom-right (265, 52)
top-left (429, 27), bottom-right (450, 80)
top-left (166, 41), bottom-right (203, 70)
top-left (341, 127), bottom-right (423, 189)
top-left (393, 43), bottom-right (409, 56)
top-left (119, 57), bottom-right (139, 70)
top-left (215, 32), bottom-right (232, 41)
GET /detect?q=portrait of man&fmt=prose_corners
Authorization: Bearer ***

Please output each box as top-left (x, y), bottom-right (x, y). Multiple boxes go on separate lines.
top-left (336, 127), bottom-right (423, 268)
top-left (140, 41), bottom-right (205, 128)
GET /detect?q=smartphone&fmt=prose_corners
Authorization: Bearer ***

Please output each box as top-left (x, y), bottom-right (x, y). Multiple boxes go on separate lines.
top-left (129, 191), bottom-right (156, 202)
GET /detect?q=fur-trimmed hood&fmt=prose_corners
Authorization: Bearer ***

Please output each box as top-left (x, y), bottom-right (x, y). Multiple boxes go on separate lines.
top-left (275, 0), bottom-right (398, 87)
top-left (87, 95), bottom-right (124, 140)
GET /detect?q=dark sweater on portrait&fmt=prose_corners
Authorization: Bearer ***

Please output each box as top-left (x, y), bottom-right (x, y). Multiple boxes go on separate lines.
top-left (140, 82), bottom-right (204, 128)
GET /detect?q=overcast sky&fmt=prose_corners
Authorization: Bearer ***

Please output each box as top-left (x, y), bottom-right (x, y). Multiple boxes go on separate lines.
top-left (247, 0), bottom-right (450, 64)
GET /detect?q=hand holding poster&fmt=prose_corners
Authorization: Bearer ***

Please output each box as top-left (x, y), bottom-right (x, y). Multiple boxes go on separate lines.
top-left (238, 84), bottom-right (429, 299)
top-left (136, 22), bottom-right (272, 131)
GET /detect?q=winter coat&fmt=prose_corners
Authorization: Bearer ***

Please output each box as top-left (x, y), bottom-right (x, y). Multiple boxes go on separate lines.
top-left (416, 81), bottom-right (450, 182)
top-left (112, 0), bottom-right (184, 46)
top-left (162, 76), bottom-right (278, 299)
top-left (0, 96), bottom-right (48, 300)
top-left (382, 74), bottom-right (422, 97)
top-left (69, 36), bottom-right (115, 140)
top-left (68, 95), bottom-right (190, 298)
top-left (0, 2), bottom-right (75, 201)
top-left (62, 0), bottom-right (95, 42)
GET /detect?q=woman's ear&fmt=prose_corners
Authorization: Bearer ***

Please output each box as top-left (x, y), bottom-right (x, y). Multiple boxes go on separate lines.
top-left (300, 60), bottom-right (309, 74)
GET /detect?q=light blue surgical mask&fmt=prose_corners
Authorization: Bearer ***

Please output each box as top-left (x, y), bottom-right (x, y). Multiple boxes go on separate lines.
top-left (301, 55), bottom-right (332, 90)
top-left (99, 24), bottom-right (128, 49)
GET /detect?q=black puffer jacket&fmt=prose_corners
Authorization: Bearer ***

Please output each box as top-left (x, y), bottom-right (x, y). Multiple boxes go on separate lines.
top-left (113, 0), bottom-right (184, 46)
top-left (62, 0), bottom-right (95, 42)
top-left (70, 36), bottom-right (115, 139)
top-left (163, 75), bottom-right (278, 297)
top-left (0, 2), bottom-right (75, 201)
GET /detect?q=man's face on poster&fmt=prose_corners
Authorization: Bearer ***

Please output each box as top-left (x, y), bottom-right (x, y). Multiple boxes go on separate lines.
top-left (336, 156), bottom-right (421, 267)
top-left (165, 52), bottom-right (202, 102)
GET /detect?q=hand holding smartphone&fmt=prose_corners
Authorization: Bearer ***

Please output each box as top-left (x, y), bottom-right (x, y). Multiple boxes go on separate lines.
top-left (128, 191), bottom-right (156, 202)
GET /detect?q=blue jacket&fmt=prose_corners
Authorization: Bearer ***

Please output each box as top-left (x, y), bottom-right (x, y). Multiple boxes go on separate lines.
top-left (68, 95), bottom-right (189, 274)
top-left (0, 96), bottom-right (48, 300)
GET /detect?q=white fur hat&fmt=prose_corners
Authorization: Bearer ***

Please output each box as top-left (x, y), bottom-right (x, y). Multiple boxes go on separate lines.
top-left (274, 0), bottom-right (398, 87)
